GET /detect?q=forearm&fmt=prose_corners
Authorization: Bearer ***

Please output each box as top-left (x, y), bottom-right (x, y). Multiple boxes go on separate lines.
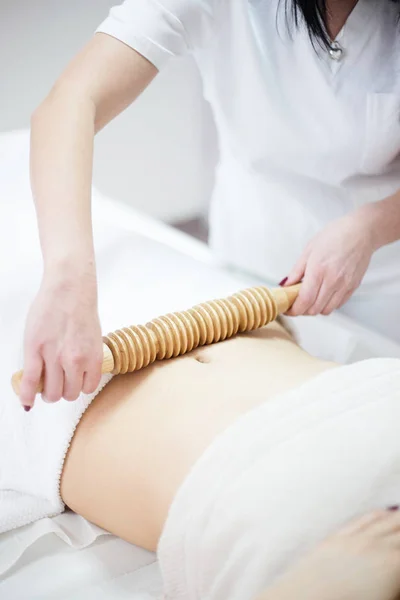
top-left (30, 34), bottom-right (157, 279)
top-left (30, 88), bottom-right (96, 276)
top-left (357, 191), bottom-right (400, 251)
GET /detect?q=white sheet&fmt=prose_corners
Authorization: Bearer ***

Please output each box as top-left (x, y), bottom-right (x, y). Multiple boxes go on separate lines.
top-left (159, 358), bottom-right (400, 600)
top-left (0, 514), bottom-right (162, 600)
top-left (2, 130), bottom-right (400, 600)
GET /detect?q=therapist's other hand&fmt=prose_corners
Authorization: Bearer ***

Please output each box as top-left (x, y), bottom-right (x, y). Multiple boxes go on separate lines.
top-left (284, 213), bottom-right (375, 316)
top-left (20, 268), bottom-right (103, 409)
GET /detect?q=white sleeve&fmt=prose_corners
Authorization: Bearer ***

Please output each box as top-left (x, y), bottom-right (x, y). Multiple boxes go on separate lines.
top-left (96, 0), bottom-right (215, 70)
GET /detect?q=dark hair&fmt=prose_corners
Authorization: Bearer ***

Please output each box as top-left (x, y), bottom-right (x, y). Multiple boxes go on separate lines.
top-left (290, 0), bottom-right (400, 47)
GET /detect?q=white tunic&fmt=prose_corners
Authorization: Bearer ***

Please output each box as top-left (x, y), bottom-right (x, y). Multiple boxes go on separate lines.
top-left (97, 0), bottom-right (400, 340)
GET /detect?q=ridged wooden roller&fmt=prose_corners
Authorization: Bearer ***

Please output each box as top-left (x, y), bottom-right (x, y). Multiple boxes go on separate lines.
top-left (11, 284), bottom-right (300, 395)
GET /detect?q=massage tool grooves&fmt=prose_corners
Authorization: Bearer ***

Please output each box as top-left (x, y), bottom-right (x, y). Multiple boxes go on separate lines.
top-left (11, 284), bottom-right (300, 395)
top-left (103, 286), bottom-right (278, 375)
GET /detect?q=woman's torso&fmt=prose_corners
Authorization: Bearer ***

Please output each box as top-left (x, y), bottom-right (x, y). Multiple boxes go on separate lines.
top-left (61, 325), bottom-right (335, 551)
top-left (197, 0), bottom-right (400, 285)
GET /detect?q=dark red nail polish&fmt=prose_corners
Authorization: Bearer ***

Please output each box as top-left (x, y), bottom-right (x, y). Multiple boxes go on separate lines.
top-left (279, 277), bottom-right (288, 287)
top-left (387, 505), bottom-right (399, 511)
top-left (23, 405), bottom-right (31, 412)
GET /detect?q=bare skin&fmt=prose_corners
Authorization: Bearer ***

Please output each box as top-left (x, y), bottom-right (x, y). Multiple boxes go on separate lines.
top-left (326, 0), bottom-right (359, 40)
top-left (61, 321), bottom-right (336, 552)
top-left (259, 509), bottom-right (400, 600)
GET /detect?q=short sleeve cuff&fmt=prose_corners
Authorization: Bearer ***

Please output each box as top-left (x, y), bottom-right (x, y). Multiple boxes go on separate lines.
top-left (97, 17), bottom-right (176, 70)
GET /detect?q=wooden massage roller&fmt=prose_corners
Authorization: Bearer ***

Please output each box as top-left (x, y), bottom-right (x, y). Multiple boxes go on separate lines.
top-left (11, 284), bottom-right (301, 396)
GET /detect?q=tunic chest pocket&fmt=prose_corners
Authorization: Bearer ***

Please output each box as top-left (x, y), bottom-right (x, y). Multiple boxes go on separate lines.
top-left (360, 93), bottom-right (400, 175)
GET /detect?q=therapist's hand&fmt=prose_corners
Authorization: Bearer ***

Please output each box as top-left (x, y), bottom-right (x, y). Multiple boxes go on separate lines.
top-left (19, 267), bottom-right (103, 410)
top-left (283, 212), bottom-right (375, 316)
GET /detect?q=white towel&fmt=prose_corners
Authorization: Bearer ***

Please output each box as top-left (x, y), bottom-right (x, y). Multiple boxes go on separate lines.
top-left (158, 358), bottom-right (400, 600)
top-left (0, 374), bottom-right (113, 535)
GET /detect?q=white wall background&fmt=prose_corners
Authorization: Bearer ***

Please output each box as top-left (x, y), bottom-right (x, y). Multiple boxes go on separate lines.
top-left (0, 0), bottom-right (217, 221)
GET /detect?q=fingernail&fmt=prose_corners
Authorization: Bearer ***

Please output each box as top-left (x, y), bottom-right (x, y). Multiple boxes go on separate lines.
top-left (279, 277), bottom-right (288, 287)
top-left (387, 505), bottom-right (399, 511)
top-left (23, 405), bottom-right (31, 412)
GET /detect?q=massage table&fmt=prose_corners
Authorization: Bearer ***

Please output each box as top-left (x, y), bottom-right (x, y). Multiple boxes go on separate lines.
top-left (2, 130), bottom-right (400, 600)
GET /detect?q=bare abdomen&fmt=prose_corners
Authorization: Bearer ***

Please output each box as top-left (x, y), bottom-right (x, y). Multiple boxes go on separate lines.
top-left (61, 329), bottom-right (335, 551)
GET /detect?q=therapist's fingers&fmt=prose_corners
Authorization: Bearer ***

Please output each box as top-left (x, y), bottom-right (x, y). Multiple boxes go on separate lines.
top-left (338, 288), bottom-right (355, 309)
top-left (320, 292), bottom-right (343, 316)
top-left (63, 365), bottom-right (85, 402)
top-left (321, 290), bottom-right (353, 316)
top-left (82, 357), bottom-right (103, 395)
top-left (286, 269), bottom-right (323, 316)
top-left (321, 289), bottom-right (353, 315)
top-left (321, 286), bottom-right (354, 315)
top-left (19, 353), bottom-right (44, 410)
top-left (42, 358), bottom-right (65, 404)
top-left (306, 280), bottom-right (338, 316)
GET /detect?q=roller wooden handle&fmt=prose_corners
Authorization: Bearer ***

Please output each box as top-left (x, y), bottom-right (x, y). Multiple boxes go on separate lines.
top-left (11, 284), bottom-right (300, 397)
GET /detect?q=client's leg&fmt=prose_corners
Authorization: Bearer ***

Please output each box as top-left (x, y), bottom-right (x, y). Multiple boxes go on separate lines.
top-left (259, 508), bottom-right (400, 600)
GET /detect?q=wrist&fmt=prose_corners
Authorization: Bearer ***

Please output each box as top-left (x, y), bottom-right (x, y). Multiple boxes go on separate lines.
top-left (353, 203), bottom-right (382, 252)
top-left (355, 192), bottom-right (400, 252)
top-left (43, 254), bottom-right (97, 290)
top-left (40, 228), bottom-right (95, 276)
